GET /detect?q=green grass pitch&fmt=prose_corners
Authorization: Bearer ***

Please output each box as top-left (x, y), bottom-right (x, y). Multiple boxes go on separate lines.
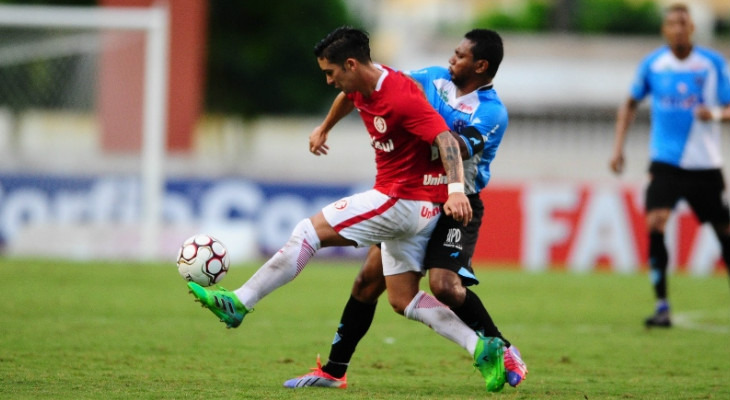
top-left (1, 258), bottom-right (729, 399)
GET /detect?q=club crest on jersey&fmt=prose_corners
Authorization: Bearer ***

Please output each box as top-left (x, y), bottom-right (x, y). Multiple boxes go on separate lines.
top-left (373, 116), bottom-right (387, 133)
top-left (438, 88), bottom-right (449, 104)
top-left (453, 119), bottom-right (468, 132)
top-left (676, 81), bottom-right (688, 94)
top-left (334, 199), bottom-right (348, 210)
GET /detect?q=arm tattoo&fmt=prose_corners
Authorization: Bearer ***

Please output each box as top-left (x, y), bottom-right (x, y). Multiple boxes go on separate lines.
top-left (436, 132), bottom-right (464, 183)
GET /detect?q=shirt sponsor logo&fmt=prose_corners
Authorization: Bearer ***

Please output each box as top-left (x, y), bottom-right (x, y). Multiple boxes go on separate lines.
top-left (423, 174), bottom-right (448, 185)
top-left (421, 205), bottom-right (441, 219)
top-left (658, 94), bottom-right (700, 110)
top-left (444, 227), bottom-right (463, 250)
top-left (457, 102), bottom-right (474, 113)
top-left (371, 137), bottom-right (394, 152)
top-left (373, 116), bottom-right (387, 133)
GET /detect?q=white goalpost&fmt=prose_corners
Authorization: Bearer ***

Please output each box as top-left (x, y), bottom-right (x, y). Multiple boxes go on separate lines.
top-left (0, 4), bottom-right (169, 260)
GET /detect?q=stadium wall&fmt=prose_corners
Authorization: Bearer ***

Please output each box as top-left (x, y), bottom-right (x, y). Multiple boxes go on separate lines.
top-left (1, 173), bottom-right (725, 276)
top-left (2, 32), bottom-right (729, 274)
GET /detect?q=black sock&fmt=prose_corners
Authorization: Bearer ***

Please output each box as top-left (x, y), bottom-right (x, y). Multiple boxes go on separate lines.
top-left (321, 295), bottom-right (377, 378)
top-left (649, 231), bottom-right (668, 300)
top-left (451, 288), bottom-right (510, 347)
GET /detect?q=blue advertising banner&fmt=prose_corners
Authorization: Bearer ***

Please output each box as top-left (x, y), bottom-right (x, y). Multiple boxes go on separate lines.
top-left (0, 173), bottom-right (372, 260)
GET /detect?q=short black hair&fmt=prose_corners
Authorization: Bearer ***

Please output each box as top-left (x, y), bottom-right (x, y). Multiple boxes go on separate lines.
top-left (665, 3), bottom-right (689, 16)
top-left (464, 29), bottom-right (503, 78)
top-left (314, 26), bottom-right (371, 66)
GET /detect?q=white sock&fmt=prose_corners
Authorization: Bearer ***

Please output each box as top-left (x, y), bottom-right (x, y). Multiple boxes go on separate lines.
top-left (404, 290), bottom-right (479, 355)
top-left (234, 218), bottom-right (321, 309)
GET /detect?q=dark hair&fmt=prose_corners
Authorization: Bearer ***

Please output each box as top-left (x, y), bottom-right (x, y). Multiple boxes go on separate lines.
top-left (314, 26), bottom-right (371, 66)
top-left (664, 3), bottom-right (690, 18)
top-left (464, 29), bottom-right (503, 78)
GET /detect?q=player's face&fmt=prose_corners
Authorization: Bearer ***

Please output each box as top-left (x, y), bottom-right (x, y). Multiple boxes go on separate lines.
top-left (662, 10), bottom-right (693, 49)
top-left (318, 57), bottom-right (357, 93)
top-left (448, 39), bottom-right (477, 87)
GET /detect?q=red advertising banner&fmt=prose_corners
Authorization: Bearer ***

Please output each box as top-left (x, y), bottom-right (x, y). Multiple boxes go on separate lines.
top-left (475, 183), bottom-right (725, 275)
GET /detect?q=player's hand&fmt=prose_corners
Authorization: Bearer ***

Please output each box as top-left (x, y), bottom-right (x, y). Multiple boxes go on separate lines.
top-left (694, 105), bottom-right (724, 122)
top-left (609, 153), bottom-right (624, 175)
top-left (443, 192), bottom-right (472, 226)
top-left (309, 125), bottom-right (330, 156)
top-left (694, 105), bottom-right (713, 122)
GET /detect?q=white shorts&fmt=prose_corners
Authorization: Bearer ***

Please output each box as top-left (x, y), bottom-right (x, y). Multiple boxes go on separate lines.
top-left (321, 189), bottom-right (441, 276)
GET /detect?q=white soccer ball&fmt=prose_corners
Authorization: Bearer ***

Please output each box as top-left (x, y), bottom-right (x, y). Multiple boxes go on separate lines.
top-left (176, 234), bottom-right (230, 287)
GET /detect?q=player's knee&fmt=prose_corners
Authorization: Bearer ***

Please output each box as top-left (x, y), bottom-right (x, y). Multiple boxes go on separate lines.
top-left (430, 282), bottom-right (463, 308)
top-left (386, 292), bottom-right (413, 315)
top-left (386, 298), bottom-right (407, 315)
top-left (428, 270), bottom-right (465, 308)
top-left (429, 278), bottom-right (448, 298)
top-left (351, 246), bottom-right (385, 303)
top-left (351, 273), bottom-right (384, 303)
top-left (646, 209), bottom-right (670, 232)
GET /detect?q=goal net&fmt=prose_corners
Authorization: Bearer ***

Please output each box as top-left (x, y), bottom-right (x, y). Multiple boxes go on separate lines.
top-left (0, 4), bottom-right (169, 260)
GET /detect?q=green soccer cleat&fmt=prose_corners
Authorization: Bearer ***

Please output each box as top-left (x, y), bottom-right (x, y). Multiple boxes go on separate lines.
top-left (187, 282), bottom-right (250, 328)
top-left (473, 334), bottom-right (506, 392)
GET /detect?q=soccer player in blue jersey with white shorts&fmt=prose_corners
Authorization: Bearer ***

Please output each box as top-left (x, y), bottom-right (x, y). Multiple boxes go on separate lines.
top-left (284, 29), bottom-right (527, 391)
top-left (610, 3), bottom-right (730, 328)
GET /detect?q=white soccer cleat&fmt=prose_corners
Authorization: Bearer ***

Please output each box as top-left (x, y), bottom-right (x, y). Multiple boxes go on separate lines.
top-left (283, 355), bottom-right (347, 389)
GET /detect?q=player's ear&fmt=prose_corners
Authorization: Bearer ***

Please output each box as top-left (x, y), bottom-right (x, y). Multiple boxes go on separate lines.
top-left (345, 58), bottom-right (357, 71)
top-left (475, 60), bottom-right (489, 75)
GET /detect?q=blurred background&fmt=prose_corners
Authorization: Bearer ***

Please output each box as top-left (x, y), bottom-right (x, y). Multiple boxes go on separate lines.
top-left (0, 0), bottom-right (728, 275)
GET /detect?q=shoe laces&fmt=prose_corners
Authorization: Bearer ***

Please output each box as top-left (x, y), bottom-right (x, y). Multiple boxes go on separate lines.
top-left (299, 355), bottom-right (343, 381)
top-left (313, 354), bottom-right (324, 371)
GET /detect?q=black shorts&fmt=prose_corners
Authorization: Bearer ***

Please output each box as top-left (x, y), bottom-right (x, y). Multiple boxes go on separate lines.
top-left (646, 162), bottom-right (730, 224)
top-left (424, 193), bottom-right (484, 286)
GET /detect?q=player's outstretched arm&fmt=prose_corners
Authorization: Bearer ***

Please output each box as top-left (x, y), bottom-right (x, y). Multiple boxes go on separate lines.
top-left (435, 131), bottom-right (472, 225)
top-left (610, 97), bottom-right (639, 175)
top-left (310, 92), bottom-right (355, 156)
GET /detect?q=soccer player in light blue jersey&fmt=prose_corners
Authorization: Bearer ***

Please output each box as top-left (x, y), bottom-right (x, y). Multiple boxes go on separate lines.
top-left (610, 3), bottom-right (730, 328)
top-left (284, 29), bottom-right (526, 392)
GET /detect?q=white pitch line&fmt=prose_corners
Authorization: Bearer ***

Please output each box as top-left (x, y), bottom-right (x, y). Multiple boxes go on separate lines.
top-left (672, 310), bottom-right (730, 334)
